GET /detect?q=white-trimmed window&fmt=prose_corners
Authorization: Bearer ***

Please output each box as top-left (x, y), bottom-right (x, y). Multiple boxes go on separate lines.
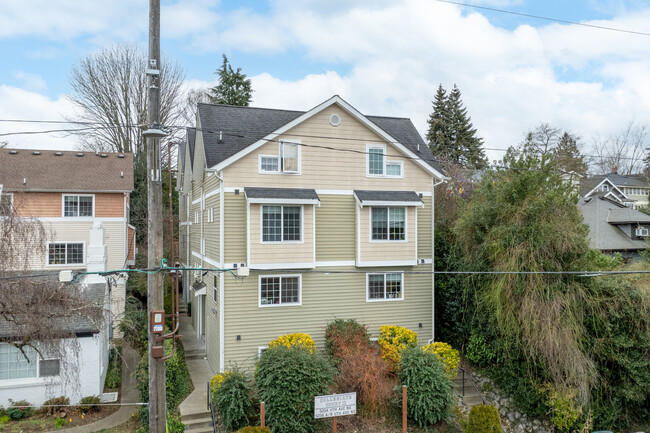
top-left (63, 195), bottom-right (93, 217)
top-left (0, 193), bottom-right (13, 216)
top-left (259, 275), bottom-right (301, 307)
top-left (207, 207), bottom-right (214, 223)
top-left (258, 140), bottom-right (301, 174)
top-left (367, 273), bottom-right (403, 301)
top-left (213, 275), bottom-right (218, 302)
top-left (636, 227), bottom-right (649, 237)
top-left (371, 207), bottom-right (406, 241)
top-left (194, 212), bottom-right (199, 224)
top-left (0, 344), bottom-right (60, 380)
top-left (261, 205), bottom-right (301, 242)
top-left (367, 145), bottom-right (403, 177)
top-left (48, 242), bottom-right (84, 265)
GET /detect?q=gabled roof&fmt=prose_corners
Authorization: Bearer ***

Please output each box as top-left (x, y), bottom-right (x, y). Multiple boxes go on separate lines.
top-left (0, 148), bottom-right (133, 192)
top-left (197, 95), bottom-right (445, 178)
top-left (607, 208), bottom-right (650, 224)
top-left (354, 190), bottom-right (423, 207)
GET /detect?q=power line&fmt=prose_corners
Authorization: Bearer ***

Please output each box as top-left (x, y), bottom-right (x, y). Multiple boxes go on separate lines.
top-left (434, 0), bottom-right (650, 37)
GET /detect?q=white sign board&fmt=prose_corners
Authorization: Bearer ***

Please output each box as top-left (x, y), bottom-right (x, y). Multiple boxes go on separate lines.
top-left (314, 392), bottom-right (356, 419)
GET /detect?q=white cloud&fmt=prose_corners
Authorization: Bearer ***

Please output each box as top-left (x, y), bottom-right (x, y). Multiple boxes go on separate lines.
top-left (0, 86), bottom-right (77, 150)
top-left (12, 71), bottom-right (47, 92)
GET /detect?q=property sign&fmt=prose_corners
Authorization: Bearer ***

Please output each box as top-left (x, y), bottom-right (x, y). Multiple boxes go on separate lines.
top-left (314, 392), bottom-right (356, 419)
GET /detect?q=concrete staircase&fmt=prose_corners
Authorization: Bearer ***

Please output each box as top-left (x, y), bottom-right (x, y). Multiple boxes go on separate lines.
top-left (185, 348), bottom-right (207, 360)
top-left (452, 369), bottom-right (486, 408)
top-left (182, 410), bottom-right (214, 433)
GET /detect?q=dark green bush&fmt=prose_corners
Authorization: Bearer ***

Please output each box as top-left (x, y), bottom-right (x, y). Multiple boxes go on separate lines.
top-left (213, 370), bottom-right (252, 432)
top-left (41, 396), bottom-right (70, 415)
top-left (79, 396), bottom-right (101, 412)
top-left (464, 404), bottom-right (502, 433)
top-left (105, 346), bottom-right (122, 389)
top-left (167, 412), bottom-right (185, 433)
top-left (255, 345), bottom-right (334, 433)
top-left (7, 400), bottom-right (33, 420)
top-left (398, 347), bottom-right (454, 427)
top-left (234, 427), bottom-right (270, 433)
top-left (465, 333), bottom-right (497, 368)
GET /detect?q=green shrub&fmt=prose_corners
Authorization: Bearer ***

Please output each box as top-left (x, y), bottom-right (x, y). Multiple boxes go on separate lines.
top-left (398, 347), bottom-right (454, 427)
top-left (234, 427), bottom-right (271, 433)
top-left (7, 400), bottom-right (33, 420)
top-left (465, 333), bottom-right (497, 368)
top-left (213, 370), bottom-right (252, 432)
top-left (105, 367), bottom-right (121, 390)
top-left (464, 404), bottom-right (502, 433)
top-left (0, 416), bottom-right (10, 424)
top-left (41, 396), bottom-right (70, 415)
top-left (54, 417), bottom-right (65, 429)
top-left (105, 346), bottom-right (122, 389)
top-left (167, 413), bottom-right (185, 433)
top-left (324, 318), bottom-right (370, 362)
top-left (255, 345), bottom-right (334, 433)
top-left (79, 396), bottom-right (101, 412)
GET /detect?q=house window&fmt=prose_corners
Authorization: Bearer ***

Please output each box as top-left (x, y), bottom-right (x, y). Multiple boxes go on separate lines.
top-left (0, 345), bottom-right (61, 380)
top-left (368, 147), bottom-right (384, 175)
top-left (371, 207), bottom-right (406, 241)
top-left (262, 206), bottom-right (301, 242)
top-left (48, 242), bottom-right (84, 265)
top-left (63, 195), bottom-right (93, 217)
top-left (280, 141), bottom-right (299, 173)
top-left (636, 227), bottom-right (649, 237)
top-left (367, 273), bottom-right (403, 301)
top-left (386, 161), bottom-right (402, 176)
top-left (259, 275), bottom-right (301, 306)
top-left (0, 193), bottom-right (12, 216)
top-left (260, 156), bottom-right (279, 173)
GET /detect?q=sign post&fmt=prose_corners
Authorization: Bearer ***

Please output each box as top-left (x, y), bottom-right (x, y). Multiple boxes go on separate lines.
top-left (314, 392), bottom-right (356, 432)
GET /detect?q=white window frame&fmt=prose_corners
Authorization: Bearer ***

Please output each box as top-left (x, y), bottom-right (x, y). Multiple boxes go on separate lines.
top-left (46, 241), bottom-right (86, 266)
top-left (62, 194), bottom-right (95, 217)
top-left (0, 193), bottom-right (13, 216)
top-left (366, 144), bottom-right (404, 178)
top-left (366, 272), bottom-right (404, 302)
top-left (636, 227), bottom-right (649, 237)
top-left (258, 346), bottom-right (269, 359)
top-left (258, 274), bottom-right (302, 307)
top-left (0, 344), bottom-right (61, 382)
top-left (257, 140), bottom-right (302, 175)
top-left (369, 207), bottom-right (408, 243)
top-left (260, 205), bottom-right (304, 244)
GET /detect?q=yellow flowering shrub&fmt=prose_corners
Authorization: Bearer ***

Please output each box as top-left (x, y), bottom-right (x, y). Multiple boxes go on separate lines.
top-left (210, 371), bottom-right (232, 393)
top-left (378, 325), bottom-right (418, 370)
top-left (422, 342), bottom-right (460, 379)
top-left (268, 332), bottom-right (316, 353)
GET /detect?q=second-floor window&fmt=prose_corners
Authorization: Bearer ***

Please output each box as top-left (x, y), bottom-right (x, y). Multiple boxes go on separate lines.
top-left (372, 207), bottom-right (406, 241)
top-left (262, 205), bottom-right (301, 242)
top-left (259, 140), bottom-right (301, 174)
top-left (367, 273), bottom-right (403, 301)
top-left (63, 195), bottom-right (93, 217)
top-left (259, 275), bottom-right (301, 306)
top-left (48, 242), bottom-right (84, 265)
top-left (367, 145), bottom-right (403, 177)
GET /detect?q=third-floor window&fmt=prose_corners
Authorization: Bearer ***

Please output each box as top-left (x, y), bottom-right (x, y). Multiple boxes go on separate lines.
top-left (63, 195), bottom-right (93, 217)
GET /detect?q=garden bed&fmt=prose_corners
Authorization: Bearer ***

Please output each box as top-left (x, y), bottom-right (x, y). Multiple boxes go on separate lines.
top-left (0, 404), bottom-right (120, 433)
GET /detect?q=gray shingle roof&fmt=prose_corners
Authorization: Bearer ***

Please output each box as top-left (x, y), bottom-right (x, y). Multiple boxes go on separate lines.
top-left (354, 190), bottom-right (422, 204)
top-left (0, 149), bottom-right (133, 192)
top-left (245, 187), bottom-right (320, 201)
top-left (187, 128), bottom-right (196, 171)
top-left (196, 102), bottom-right (443, 175)
top-left (607, 208), bottom-right (650, 224)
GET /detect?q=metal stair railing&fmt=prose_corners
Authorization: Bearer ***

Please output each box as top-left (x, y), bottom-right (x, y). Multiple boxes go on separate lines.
top-left (457, 367), bottom-right (486, 405)
top-left (207, 381), bottom-right (220, 433)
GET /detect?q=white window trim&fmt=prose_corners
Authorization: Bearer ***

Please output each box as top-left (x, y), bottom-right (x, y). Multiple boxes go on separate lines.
top-left (0, 345), bottom-right (61, 382)
top-left (258, 154), bottom-right (280, 174)
top-left (279, 140), bottom-right (301, 174)
top-left (46, 241), bottom-right (86, 267)
top-left (366, 144), bottom-right (404, 178)
top-left (369, 207), bottom-right (408, 243)
top-left (258, 274), bottom-right (302, 307)
top-left (636, 227), bottom-right (649, 237)
top-left (62, 194), bottom-right (95, 218)
top-left (260, 205), bottom-right (304, 244)
top-left (258, 346), bottom-right (269, 359)
top-left (366, 272), bottom-right (405, 302)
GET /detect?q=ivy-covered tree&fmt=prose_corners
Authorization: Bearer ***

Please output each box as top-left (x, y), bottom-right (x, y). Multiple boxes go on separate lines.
top-left (208, 54), bottom-right (253, 106)
top-left (426, 84), bottom-right (487, 169)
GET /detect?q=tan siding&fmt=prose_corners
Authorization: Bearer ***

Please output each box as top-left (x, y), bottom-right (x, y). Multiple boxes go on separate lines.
top-left (222, 108), bottom-right (433, 191)
top-left (359, 205), bottom-right (416, 262)
top-left (223, 193), bottom-right (246, 264)
top-left (249, 204), bottom-right (314, 265)
top-left (315, 195), bottom-right (356, 262)
top-left (95, 193), bottom-right (124, 217)
top-left (222, 265), bottom-right (433, 370)
top-left (204, 193), bottom-right (220, 260)
top-left (417, 197), bottom-right (432, 258)
top-left (205, 273), bottom-right (220, 374)
top-left (14, 192), bottom-right (62, 217)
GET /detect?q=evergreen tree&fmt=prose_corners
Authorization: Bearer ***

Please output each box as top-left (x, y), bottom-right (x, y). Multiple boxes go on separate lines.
top-left (521, 124), bottom-right (587, 175)
top-left (556, 132), bottom-right (588, 175)
top-left (208, 54), bottom-right (253, 106)
top-left (426, 84), bottom-right (486, 168)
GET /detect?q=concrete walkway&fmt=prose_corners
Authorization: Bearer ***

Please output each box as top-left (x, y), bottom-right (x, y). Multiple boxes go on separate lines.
top-left (178, 314), bottom-right (214, 418)
top-left (45, 344), bottom-right (141, 433)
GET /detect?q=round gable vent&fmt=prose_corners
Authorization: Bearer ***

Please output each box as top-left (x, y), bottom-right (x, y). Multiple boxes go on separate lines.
top-left (329, 113), bottom-right (341, 127)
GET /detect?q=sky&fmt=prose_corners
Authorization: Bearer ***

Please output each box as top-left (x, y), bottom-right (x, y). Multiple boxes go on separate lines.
top-left (1, 0), bottom-right (649, 163)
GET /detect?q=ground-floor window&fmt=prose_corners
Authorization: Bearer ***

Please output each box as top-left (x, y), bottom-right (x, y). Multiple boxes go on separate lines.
top-left (367, 272), bottom-right (403, 301)
top-left (0, 344), bottom-right (60, 380)
top-left (47, 242), bottom-right (84, 265)
top-left (259, 275), bottom-right (301, 307)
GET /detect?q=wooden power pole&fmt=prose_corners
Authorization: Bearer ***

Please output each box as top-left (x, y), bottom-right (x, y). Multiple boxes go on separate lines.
top-left (146, 0), bottom-right (166, 431)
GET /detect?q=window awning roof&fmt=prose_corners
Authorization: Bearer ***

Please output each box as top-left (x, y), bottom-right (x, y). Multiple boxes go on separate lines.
top-left (244, 187), bottom-right (320, 205)
top-left (353, 190), bottom-right (423, 207)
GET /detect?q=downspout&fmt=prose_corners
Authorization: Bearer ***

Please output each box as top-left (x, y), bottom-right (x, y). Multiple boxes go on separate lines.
top-left (430, 177), bottom-right (447, 344)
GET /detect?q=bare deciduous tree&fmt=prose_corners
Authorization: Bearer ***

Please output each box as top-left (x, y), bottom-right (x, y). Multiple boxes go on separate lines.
top-left (590, 122), bottom-right (648, 175)
top-left (67, 44), bottom-right (186, 155)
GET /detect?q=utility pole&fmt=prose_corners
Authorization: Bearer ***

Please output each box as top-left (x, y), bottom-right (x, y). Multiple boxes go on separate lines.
top-left (145, 0), bottom-right (166, 432)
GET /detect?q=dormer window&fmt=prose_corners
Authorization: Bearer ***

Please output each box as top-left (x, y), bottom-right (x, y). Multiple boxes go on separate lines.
top-left (258, 140), bottom-right (301, 174)
top-left (636, 227), bottom-right (649, 237)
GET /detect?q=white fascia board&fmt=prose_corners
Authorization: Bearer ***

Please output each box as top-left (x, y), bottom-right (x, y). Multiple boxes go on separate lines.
top-left (211, 95), bottom-right (447, 180)
top-left (246, 197), bottom-right (320, 206)
top-left (586, 178), bottom-right (627, 199)
top-left (194, 287), bottom-right (207, 297)
top-left (355, 259), bottom-right (417, 267)
top-left (250, 262), bottom-right (315, 270)
top-left (357, 200), bottom-right (424, 208)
